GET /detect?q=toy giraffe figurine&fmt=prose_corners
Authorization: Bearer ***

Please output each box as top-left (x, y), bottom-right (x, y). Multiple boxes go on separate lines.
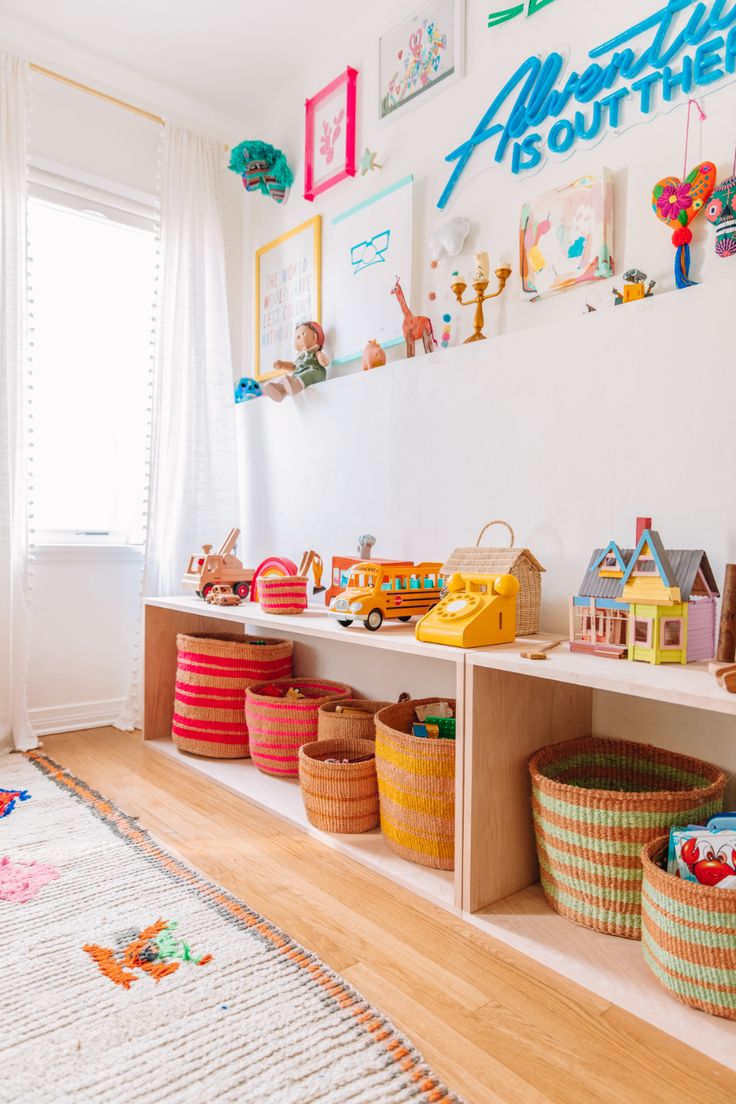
top-left (390, 277), bottom-right (437, 357)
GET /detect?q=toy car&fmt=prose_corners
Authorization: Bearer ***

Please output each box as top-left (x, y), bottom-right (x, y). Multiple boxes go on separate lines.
top-left (204, 584), bottom-right (243, 607)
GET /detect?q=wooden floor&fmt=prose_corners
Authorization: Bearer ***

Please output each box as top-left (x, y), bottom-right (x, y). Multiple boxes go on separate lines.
top-left (40, 729), bottom-right (736, 1104)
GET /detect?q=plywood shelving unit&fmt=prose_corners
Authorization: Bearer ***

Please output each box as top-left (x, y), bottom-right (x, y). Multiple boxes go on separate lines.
top-left (143, 595), bottom-right (736, 1069)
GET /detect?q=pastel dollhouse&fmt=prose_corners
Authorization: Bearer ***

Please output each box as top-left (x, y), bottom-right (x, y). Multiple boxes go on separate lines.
top-left (570, 517), bottom-right (719, 664)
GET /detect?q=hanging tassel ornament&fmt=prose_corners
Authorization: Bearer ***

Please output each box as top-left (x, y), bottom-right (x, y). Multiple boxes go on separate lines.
top-left (651, 100), bottom-right (715, 289)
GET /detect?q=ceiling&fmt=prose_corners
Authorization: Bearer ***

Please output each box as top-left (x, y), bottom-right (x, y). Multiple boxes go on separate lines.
top-left (0, 0), bottom-right (367, 122)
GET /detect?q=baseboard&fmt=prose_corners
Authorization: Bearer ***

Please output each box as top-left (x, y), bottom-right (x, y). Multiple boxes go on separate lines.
top-left (29, 698), bottom-right (126, 736)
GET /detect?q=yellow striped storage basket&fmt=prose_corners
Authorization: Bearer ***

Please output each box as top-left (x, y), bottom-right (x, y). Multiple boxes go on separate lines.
top-left (375, 698), bottom-right (456, 871)
top-left (529, 737), bottom-right (726, 939)
top-left (642, 837), bottom-right (736, 1020)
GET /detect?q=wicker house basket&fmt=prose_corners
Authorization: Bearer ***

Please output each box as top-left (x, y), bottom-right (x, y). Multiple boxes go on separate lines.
top-left (317, 700), bottom-right (390, 743)
top-left (246, 678), bottom-right (352, 777)
top-left (259, 575), bottom-right (308, 615)
top-left (441, 519), bottom-right (544, 635)
top-left (172, 633), bottom-right (293, 759)
top-left (298, 738), bottom-right (379, 833)
top-left (641, 837), bottom-right (736, 1020)
top-left (375, 698), bottom-right (456, 871)
top-left (529, 737), bottom-right (726, 938)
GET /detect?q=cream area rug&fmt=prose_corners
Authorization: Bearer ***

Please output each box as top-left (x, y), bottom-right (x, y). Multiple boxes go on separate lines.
top-left (1, 752), bottom-right (463, 1104)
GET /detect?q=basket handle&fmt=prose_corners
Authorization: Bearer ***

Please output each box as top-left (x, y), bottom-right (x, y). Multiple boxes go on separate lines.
top-left (476, 520), bottom-right (515, 548)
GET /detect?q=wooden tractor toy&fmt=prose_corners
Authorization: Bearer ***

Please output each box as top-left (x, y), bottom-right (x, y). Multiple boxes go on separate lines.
top-left (183, 529), bottom-right (326, 603)
top-left (182, 528), bottom-right (254, 600)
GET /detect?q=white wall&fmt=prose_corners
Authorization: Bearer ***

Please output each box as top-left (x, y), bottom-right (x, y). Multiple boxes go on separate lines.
top-left (238, 0), bottom-right (736, 378)
top-left (236, 274), bottom-right (736, 782)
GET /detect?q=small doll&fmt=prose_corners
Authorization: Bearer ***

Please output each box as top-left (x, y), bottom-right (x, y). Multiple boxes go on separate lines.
top-left (262, 321), bottom-right (329, 402)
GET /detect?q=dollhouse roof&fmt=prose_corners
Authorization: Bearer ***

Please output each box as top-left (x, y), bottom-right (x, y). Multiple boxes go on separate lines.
top-left (579, 532), bottom-right (719, 601)
top-left (578, 548), bottom-right (634, 599)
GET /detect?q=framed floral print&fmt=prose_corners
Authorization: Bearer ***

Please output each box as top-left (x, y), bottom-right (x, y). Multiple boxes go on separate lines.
top-left (378, 0), bottom-right (465, 121)
top-left (304, 67), bottom-right (358, 202)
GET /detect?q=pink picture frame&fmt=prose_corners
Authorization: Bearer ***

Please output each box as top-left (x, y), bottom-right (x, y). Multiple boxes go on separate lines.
top-left (304, 67), bottom-right (358, 202)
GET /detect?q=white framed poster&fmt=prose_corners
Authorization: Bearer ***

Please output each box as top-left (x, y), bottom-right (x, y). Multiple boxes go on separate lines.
top-left (254, 216), bottom-right (321, 380)
top-left (326, 176), bottom-right (414, 365)
top-left (378, 0), bottom-right (465, 122)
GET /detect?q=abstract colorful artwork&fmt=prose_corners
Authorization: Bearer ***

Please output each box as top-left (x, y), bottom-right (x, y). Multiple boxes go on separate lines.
top-left (84, 919), bottom-right (213, 990)
top-left (326, 176), bottom-right (414, 364)
top-left (487, 0), bottom-right (559, 29)
top-left (520, 171), bottom-right (614, 298)
top-left (0, 856), bottom-right (58, 904)
top-left (304, 68), bottom-right (358, 202)
top-left (379, 0), bottom-right (464, 121)
top-left (0, 787), bottom-right (30, 818)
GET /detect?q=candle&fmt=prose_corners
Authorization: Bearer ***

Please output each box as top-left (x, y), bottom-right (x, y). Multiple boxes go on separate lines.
top-left (473, 251), bottom-right (489, 282)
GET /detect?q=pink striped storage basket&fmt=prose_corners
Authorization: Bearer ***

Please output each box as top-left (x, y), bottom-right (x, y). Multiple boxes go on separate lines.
top-left (246, 678), bottom-right (352, 777)
top-left (172, 633), bottom-right (293, 759)
top-left (259, 575), bottom-right (308, 614)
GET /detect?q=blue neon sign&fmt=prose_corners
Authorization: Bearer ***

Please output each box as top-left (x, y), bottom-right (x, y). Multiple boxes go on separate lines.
top-left (439, 0), bottom-right (736, 207)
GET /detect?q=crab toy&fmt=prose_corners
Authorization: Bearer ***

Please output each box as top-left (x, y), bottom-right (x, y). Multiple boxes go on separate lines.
top-left (681, 836), bottom-right (736, 886)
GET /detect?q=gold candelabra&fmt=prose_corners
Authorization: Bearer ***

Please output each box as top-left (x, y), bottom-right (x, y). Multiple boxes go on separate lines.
top-left (450, 266), bottom-right (512, 343)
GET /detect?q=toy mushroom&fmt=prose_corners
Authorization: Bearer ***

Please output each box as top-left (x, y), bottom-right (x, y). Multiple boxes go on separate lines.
top-left (262, 321), bottom-right (330, 402)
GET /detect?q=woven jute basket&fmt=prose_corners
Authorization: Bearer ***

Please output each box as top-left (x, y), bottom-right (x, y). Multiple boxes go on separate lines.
top-left (246, 678), bottom-right (352, 777)
top-left (641, 837), bottom-right (736, 1020)
top-left (317, 700), bottom-right (390, 743)
top-left (375, 698), bottom-right (456, 871)
top-left (172, 633), bottom-right (293, 759)
top-left (441, 519), bottom-right (544, 635)
top-left (259, 575), bottom-right (308, 615)
top-left (298, 738), bottom-right (379, 833)
top-left (529, 737), bottom-right (726, 939)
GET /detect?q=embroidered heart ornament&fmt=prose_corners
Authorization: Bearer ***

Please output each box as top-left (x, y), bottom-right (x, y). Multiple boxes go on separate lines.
top-left (652, 162), bottom-right (717, 232)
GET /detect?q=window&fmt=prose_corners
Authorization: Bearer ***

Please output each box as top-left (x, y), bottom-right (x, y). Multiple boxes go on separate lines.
top-left (633, 557), bottom-right (657, 575)
top-left (634, 618), bottom-right (652, 646)
top-left (603, 553), bottom-right (618, 568)
top-left (662, 619), bottom-right (683, 648)
top-left (28, 181), bottom-right (156, 544)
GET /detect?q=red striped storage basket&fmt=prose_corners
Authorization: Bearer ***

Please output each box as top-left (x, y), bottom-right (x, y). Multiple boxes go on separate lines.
top-left (246, 678), bottom-right (352, 777)
top-left (259, 575), bottom-right (308, 614)
top-left (172, 633), bottom-right (293, 759)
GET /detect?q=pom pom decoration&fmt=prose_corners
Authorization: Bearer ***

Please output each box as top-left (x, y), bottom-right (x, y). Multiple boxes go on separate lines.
top-left (651, 161), bottom-right (716, 289)
top-left (228, 140), bottom-right (294, 204)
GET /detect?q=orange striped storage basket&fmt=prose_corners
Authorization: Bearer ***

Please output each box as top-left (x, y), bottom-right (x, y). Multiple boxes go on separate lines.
top-left (259, 575), bottom-right (308, 614)
top-left (299, 738), bottom-right (379, 833)
top-left (642, 837), bottom-right (736, 1020)
top-left (246, 678), bottom-right (352, 777)
top-left (375, 698), bottom-right (456, 871)
top-left (172, 633), bottom-right (293, 759)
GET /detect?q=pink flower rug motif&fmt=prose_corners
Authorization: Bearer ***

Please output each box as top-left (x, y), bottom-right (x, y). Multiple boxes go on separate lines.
top-left (0, 856), bottom-right (59, 904)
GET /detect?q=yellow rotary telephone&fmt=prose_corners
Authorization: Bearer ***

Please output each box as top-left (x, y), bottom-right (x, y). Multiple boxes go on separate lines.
top-left (415, 571), bottom-right (520, 648)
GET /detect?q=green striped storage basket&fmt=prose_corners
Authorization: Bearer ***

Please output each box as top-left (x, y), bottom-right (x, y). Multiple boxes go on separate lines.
top-left (642, 837), bottom-right (736, 1019)
top-left (529, 737), bottom-right (726, 939)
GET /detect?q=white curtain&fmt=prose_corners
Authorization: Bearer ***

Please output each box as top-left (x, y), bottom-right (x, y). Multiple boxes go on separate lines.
top-left (116, 125), bottom-right (238, 730)
top-left (0, 49), bottom-right (35, 753)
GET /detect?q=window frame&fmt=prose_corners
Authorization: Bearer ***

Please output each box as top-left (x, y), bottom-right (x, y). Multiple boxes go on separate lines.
top-left (27, 163), bottom-right (158, 550)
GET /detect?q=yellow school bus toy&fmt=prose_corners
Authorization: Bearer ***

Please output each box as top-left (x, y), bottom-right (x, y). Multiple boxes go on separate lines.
top-left (327, 561), bottom-right (444, 631)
